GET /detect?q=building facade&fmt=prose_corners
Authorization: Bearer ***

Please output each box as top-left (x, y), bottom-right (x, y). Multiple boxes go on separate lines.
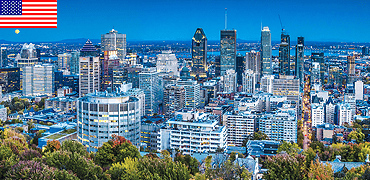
top-left (101, 29), bottom-right (127, 60)
top-left (139, 67), bottom-right (161, 116)
top-left (156, 50), bottom-right (179, 76)
top-left (220, 30), bottom-right (237, 75)
top-left (279, 33), bottom-right (290, 75)
top-left (79, 40), bottom-right (100, 97)
top-left (0, 67), bottom-right (20, 93)
top-left (261, 27), bottom-right (272, 76)
top-left (163, 85), bottom-right (185, 119)
top-left (23, 64), bottom-right (54, 96)
top-left (191, 28), bottom-right (207, 78)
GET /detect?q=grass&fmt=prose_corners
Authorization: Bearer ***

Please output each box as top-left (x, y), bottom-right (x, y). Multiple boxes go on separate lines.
top-left (46, 129), bottom-right (77, 140)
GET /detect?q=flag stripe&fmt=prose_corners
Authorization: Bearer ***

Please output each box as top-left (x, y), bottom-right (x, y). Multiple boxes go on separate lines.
top-left (22, 10), bottom-right (57, 12)
top-left (22, 7), bottom-right (57, 9)
top-left (0, 25), bottom-right (57, 27)
top-left (0, 21), bottom-right (56, 24)
top-left (22, 13), bottom-right (57, 15)
top-left (22, 4), bottom-right (57, 7)
top-left (22, 2), bottom-right (57, 5)
top-left (22, 0), bottom-right (57, 2)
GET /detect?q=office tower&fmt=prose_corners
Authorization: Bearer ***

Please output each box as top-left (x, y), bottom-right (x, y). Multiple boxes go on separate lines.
top-left (0, 67), bottom-right (20, 93)
top-left (220, 30), bottom-right (236, 75)
top-left (101, 29), bottom-right (126, 60)
top-left (54, 71), bottom-right (64, 94)
top-left (177, 79), bottom-right (200, 110)
top-left (328, 66), bottom-right (343, 86)
top-left (113, 66), bottom-right (142, 89)
top-left (338, 103), bottom-right (352, 126)
top-left (57, 53), bottom-right (71, 71)
top-left (120, 83), bottom-right (145, 117)
top-left (0, 47), bottom-right (7, 67)
top-left (355, 81), bottom-right (364, 100)
top-left (261, 26), bottom-right (272, 75)
top-left (62, 75), bottom-right (79, 94)
top-left (363, 46), bottom-right (369, 56)
top-left (259, 109), bottom-right (297, 143)
top-left (203, 80), bottom-right (218, 101)
top-left (347, 55), bottom-right (356, 84)
top-left (311, 104), bottom-right (324, 127)
top-left (325, 98), bottom-right (335, 124)
top-left (272, 76), bottom-right (299, 103)
top-left (23, 64), bottom-right (54, 96)
top-left (101, 50), bottom-right (120, 91)
top-left (295, 37), bottom-right (304, 85)
top-left (246, 50), bottom-right (261, 77)
top-left (79, 40), bottom-right (100, 97)
top-left (157, 110), bottom-right (227, 154)
top-left (163, 85), bottom-right (185, 119)
top-left (139, 67), bottom-right (161, 116)
top-left (311, 62), bottom-right (320, 85)
top-left (222, 69), bottom-right (237, 93)
top-left (16, 43), bottom-right (38, 68)
top-left (236, 54), bottom-right (245, 85)
top-left (223, 111), bottom-right (255, 147)
top-left (242, 69), bottom-right (256, 93)
top-left (156, 50), bottom-right (179, 76)
top-left (77, 91), bottom-right (141, 152)
top-left (191, 28), bottom-right (207, 78)
top-left (70, 51), bottom-right (80, 75)
top-left (279, 33), bottom-right (290, 75)
top-left (311, 52), bottom-right (325, 84)
top-left (261, 75), bottom-right (274, 93)
top-left (215, 56), bottom-right (221, 76)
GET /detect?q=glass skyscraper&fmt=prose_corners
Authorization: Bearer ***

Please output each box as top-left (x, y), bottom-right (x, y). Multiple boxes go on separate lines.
top-left (295, 37), bottom-right (304, 86)
top-left (220, 30), bottom-right (236, 76)
top-left (261, 27), bottom-right (272, 76)
top-left (279, 33), bottom-right (290, 75)
top-left (101, 29), bottom-right (127, 60)
top-left (191, 28), bottom-right (207, 78)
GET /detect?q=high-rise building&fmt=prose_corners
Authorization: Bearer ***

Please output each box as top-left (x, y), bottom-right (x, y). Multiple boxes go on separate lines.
top-left (362, 46), bottom-right (369, 56)
top-left (311, 52), bottom-right (325, 84)
top-left (101, 50), bottom-right (120, 91)
top-left (222, 69), bottom-right (237, 93)
top-left (355, 81), bottom-right (364, 100)
top-left (220, 30), bottom-right (236, 75)
top-left (57, 53), bottom-right (71, 71)
top-left (261, 75), bottom-right (274, 93)
top-left (242, 69), bottom-right (256, 94)
top-left (16, 43), bottom-right (38, 68)
top-left (0, 67), bottom-right (20, 93)
top-left (23, 64), bottom-right (54, 96)
top-left (156, 50), bottom-right (179, 76)
top-left (113, 66), bottom-right (142, 89)
top-left (325, 98), bottom-right (336, 124)
top-left (139, 67), bottom-right (161, 116)
top-left (191, 28), bottom-right (207, 78)
top-left (295, 37), bottom-right (304, 85)
top-left (62, 75), bottom-right (79, 94)
top-left (347, 55), bottom-right (356, 84)
top-left (272, 75), bottom-right (299, 103)
top-left (0, 47), bottom-right (7, 68)
top-left (101, 29), bottom-right (126, 60)
top-left (70, 51), bottom-right (80, 75)
top-left (246, 50), bottom-right (261, 78)
top-left (215, 56), bottom-right (221, 76)
top-left (177, 79), bottom-right (200, 110)
top-left (279, 33), bottom-right (290, 75)
top-left (77, 91), bottom-right (141, 152)
top-left (261, 27), bottom-right (272, 76)
top-left (223, 111), bottom-right (256, 147)
top-left (236, 54), bottom-right (245, 85)
top-left (79, 40), bottom-right (100, 97)
top-left (163, 85), bottom-right (185, 119)
top-left (338, 103), bottom-right (352, 126)
top-left (311, 104), bottom-right (324, 127)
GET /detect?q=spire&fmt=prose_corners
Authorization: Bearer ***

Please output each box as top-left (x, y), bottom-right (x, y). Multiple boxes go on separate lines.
top-left (80, 39), bottom-right (97, 57)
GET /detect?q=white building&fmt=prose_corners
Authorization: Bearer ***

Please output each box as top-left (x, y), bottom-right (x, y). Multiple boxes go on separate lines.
top-left (311, 104), bottom-right (325, 127)
top-left (325, 98), bottom-right (336, 124)
top-left (15, 43), bottom-right (38, 68)
top-left (57, 53), bottom-right (72, 71)
top-left (222, 69), bottom-right (237, 93)
top-left (139, 67), bottom-right (162, 115)
top-left (242, 69), bottom-right (256, 94)
top-left (23, 64), bottom-right (54, 96)
top-left (121, 83), bottom-right (145, 118)
top-left (272, 75), bottom-right (300, 104)
top-left (157, 109), bottom-right (227, 154)
top-left (338, 103), bottom-right (352, 126)
top-left (156, 50), bottom-right (179, 76)
top-left (223, 111), bottom-right (256, 147)
top-left (77, 91), bottom-right (141, 152)
top-left (79, 56), bottom-right (100, 97)
top-left (261, 75), bottom-right (274, 93)
top-left (355, 81), bottom-right (364, 100)
top-left (0, 105), bottom-right (7, 121)
top-left (177, 79), bottom-right (200, 110)
top-left (101, 29), bottom-right (127, 60)
top-left (259, 109), bottom-right (297, 143)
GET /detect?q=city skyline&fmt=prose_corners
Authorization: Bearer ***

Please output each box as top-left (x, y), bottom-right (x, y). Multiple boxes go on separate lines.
top-left (0, 0), bottom-right (368, 42)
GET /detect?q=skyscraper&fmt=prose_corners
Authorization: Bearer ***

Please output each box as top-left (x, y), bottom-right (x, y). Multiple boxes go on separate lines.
top-left (0, 67), bottom-right (20, 93)
top-left (295, 37), bottom-right (304, 86)
top-left (101, 29), bottom-right (127, 60)
top-left (191, 28), bottom-right (207, 78)
top-left (279, 33), bottom-right (290, 75)
top-left (0, 47), bottom-right (7, 68)
top-left (261, 26), bottom-right (272, 76)
top-left (16, 43), bottom-right (38, 68)
top-left (236, 54), bottom-right (245, 85)
top-left (220, 30), bottom-right (236, 76)
top-left (163, 84), bottom-right (185, 119)
top-left (347, 55), bottom-right (356, 84)
top-left (79, 40), bottom-right (100, 97)
top-left (70, 51), bottom-right (80, 75)
top-left (57, 53), bottom-right (71, 71)
top-left (311, 52), bottom-right (325, 84)
top-left (101, 50), bottom-right (120, 91)
top-left (156, 50), bottom-right (179, 76)
top-left (139, 67), bottom-right (161, 116)
top-left (23, 64), bottom-right (54, 96)
top-left (246, 51), bottom-right (261, 76)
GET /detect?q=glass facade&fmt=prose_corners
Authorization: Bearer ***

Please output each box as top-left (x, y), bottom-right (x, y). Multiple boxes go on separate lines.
top-left (220, 30), bottom-right (236, 76)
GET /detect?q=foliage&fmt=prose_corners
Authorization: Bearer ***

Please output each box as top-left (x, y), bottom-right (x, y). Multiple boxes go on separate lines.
top-left (43, 140), bottom-right (61, 154)
top-left (277, 141), bottom-right (301, 155)
top-left (348, 130), bottom-right (365, 143)
top-left (0, 97), bottom-right (31, 114)
top-left (60, 140), bottom-right (88, 157)
top-left (95, 135), bottom-right (141, 168)
top-left (19, 149), bottom-right (42, 161)
top-left (264, 154), bottom-right (307, 180)
top-left (242, 131), bottom-right (269, 146)
top-left (307, 159), bottom-right (333, 180)
top-left (174, 153), bottom-right (200, 175)
top-left (229, 151), bottom-right (245, 162)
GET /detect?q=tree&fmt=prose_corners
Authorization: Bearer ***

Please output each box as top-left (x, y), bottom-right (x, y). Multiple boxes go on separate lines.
top-left (174, 153), bottom-right (200, 175)
top-left (264, 154), bottom-right (307, 180)
top-left (242, 131), bottom-right (269, 146)
top-left (307, 159), bottom-right (333, 180)
top-left (95, 135), bottom-right (141, 167)
top-left (229, 151), bottom-right (244, 162)
top-left (61, 140), bottom-right (88, 157)
top-left (43, 140), bottom-right (61, 154)
top-left (277, 141), bottom-right (300, 155)
top-left (348, 130), bottom-right (365, 143)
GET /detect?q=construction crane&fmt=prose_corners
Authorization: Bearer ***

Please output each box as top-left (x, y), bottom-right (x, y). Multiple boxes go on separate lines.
top-left (278, 14), bottom-right (285, 33)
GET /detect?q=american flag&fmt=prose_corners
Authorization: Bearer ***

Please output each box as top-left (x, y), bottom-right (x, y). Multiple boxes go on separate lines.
top-left (0, 0), bottom-right (57, 28)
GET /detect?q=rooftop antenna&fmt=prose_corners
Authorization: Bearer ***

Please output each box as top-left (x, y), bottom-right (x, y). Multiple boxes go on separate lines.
top-left (225, 8), bottom-right (227, 30)
top-left (278, 14), bottom-right (285, 33)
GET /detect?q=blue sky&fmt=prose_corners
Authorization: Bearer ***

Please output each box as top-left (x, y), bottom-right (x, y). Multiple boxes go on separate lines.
top-left (2, 0), bottom-right (370, 42)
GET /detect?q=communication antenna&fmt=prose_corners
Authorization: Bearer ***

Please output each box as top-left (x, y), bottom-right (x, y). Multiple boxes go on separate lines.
top-left (278, 14), bottom-right (285, 32)
top-left (225, 8), bottom-right (227, 30)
